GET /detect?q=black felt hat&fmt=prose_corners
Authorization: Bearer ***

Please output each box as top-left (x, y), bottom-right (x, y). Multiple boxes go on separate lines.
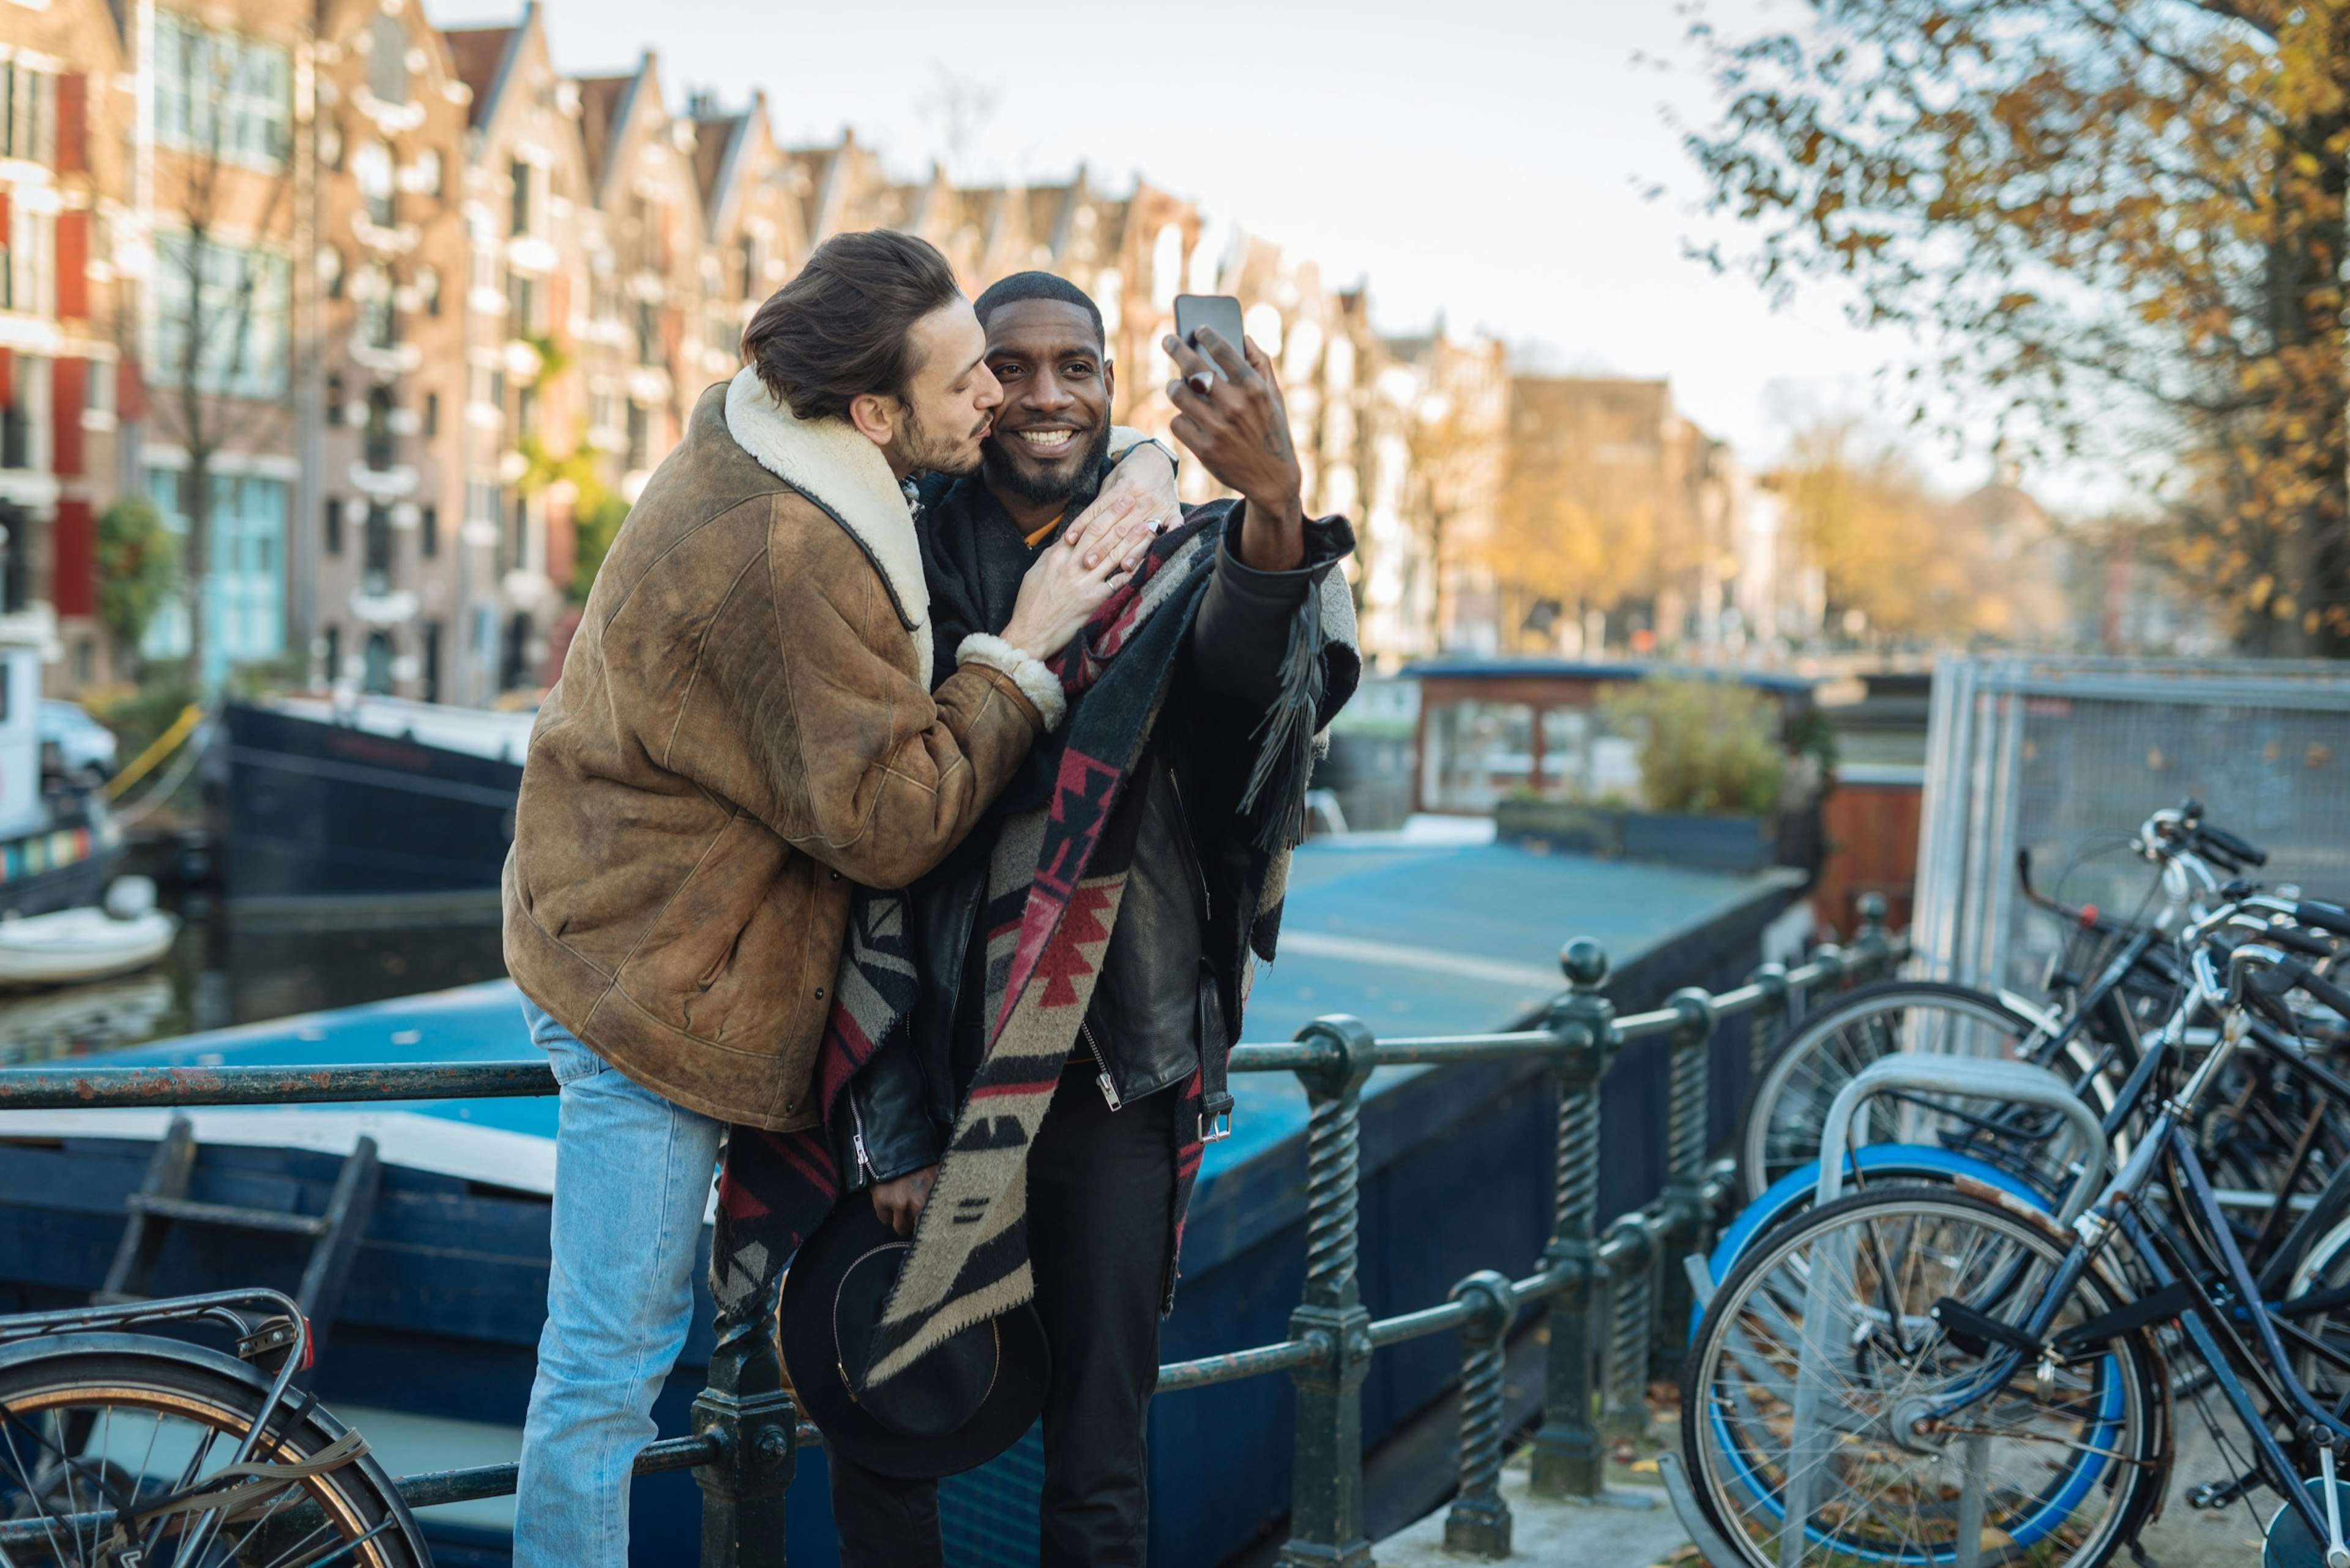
top-left (780, 1195), bottom-right (1048, 1479)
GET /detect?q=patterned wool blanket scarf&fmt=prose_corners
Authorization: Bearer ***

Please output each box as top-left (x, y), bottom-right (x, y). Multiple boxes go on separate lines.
top-left (711, 506), bottom-right (1354, 1388)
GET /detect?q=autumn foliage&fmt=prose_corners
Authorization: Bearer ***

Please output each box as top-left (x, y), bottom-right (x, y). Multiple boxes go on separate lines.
top-left (1687, 0), bottom-right (2350, 654)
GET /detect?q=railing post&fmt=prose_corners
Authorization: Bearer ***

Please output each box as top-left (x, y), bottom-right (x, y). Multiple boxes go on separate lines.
top-left (1853, 892), bottom-right (1891, 979)
top-left (1654, 985), bottom-right (1716, 1370)
top-left (1530, 938), bottom-right (1616, 1499)
top-left (1747, 961), bottom-right (1789, 1080)
top-left (1808, 940), bottom-right (1846, 1008)
top-left (1597, 1213), bottom-right (1654, 1439)
top-left (1278, 1014), bottom-right (1378, 1568)
top-left (693, 1296), bottom-right (798, 1567)
top-left (1443, 1269), bottom-right (1518, 1559)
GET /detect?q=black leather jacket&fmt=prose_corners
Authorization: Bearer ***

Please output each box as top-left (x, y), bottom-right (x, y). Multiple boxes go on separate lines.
top-left (837, 512), bottom-right (1351, 1189)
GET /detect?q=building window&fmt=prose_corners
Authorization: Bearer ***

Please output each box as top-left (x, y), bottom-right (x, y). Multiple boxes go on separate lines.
top-left (362, 504), bottom-right (392, 594)
top-left (323, 623), bottom-right (340, 682)
top-left (465, 481), bottom-right (499, 532)
top-left (500, 610), bottom-right (532, 691)
top-left (420, 503), bottom-right (438, 558)
top-left (324, 496), bottom-right (343, 555)
top-left (517, 386), bottom-right (537, 441)
top-left (423, 391), bottom-right (439, 436)
top-left (507, 271), bottom-right (536, 336)
top-left (0, 502), bottom-right (24, 613)
top-left (0, 64), bottom-right (50, 165)
top-left (507, 492), bottom-right (528, 573)
top-left (367, 15), bottom-right (409, 106)
top-left (635, 300), bottom-right (658, 365)
top-left (469, 362), bottom-right (504, 413)
top-left (151, 233), bottom-right (289, 396)
top-left (362, 630), bottom-right (394, 694)
top-left (325, 374), bottom-right (344, 425)
top-left (141, 468), bottom-right (288, 678)
top-left (357, 263), bottom-right (395, 350)
top-left (153, 13), bottom-right (291, 170)
top-left (0, 400), bottom-right (27, 471)
top-left (422, 619), bottom-right (443, 702)
top-left (625, 403), bottom-right (648, 471)
top-left (353, 139), bottom-right (395, 228)
top-left (364, 386), bottom-right (395, 470)
top-left (508, 159), bottom-right (532, 237)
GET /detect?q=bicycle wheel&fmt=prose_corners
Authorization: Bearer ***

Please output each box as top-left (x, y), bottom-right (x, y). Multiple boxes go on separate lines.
top-left (1681, 1189), bottom-right (2165, 1568)
top-left (0, 1332), bottom-right (428, 1567)
top-left (2284, 1214), bottom-right (2350, 1411)
top-left (1737, 980), bottom-right (2121, 1202)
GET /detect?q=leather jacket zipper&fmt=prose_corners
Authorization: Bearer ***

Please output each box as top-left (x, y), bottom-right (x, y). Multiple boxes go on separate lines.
top-left (1082, 1020), bottom-right (1123, 1110)
top-left (849, 1095), bottom-right (877, 1181)
top-left (1165, 765), bottom-right (1211, 923)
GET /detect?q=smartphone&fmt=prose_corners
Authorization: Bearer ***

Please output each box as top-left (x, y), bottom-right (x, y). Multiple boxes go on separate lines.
top-left (1173, 294), bottom-right (1246, 379)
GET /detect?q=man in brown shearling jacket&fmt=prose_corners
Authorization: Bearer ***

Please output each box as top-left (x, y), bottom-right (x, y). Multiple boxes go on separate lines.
top-left (502, 230), bottom-right (1174, 1568)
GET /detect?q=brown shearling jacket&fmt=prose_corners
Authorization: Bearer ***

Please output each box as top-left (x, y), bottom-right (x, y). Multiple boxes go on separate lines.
top-left (502, 371), bottom-right (1060, 1131)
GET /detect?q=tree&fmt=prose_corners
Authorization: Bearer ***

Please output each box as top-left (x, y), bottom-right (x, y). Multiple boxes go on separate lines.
top-left (143, 9), bottom-right (301, 690)
top-left (1685, 1), bottom-right (2350, 652)
top-left (1769, 419), bottom-right (2068, 646)
top-left (94, 497), bottom-right (179, 663)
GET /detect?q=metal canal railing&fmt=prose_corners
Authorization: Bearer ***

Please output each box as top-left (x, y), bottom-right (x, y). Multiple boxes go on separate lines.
top-left (0, 898), bottom-right (1900, 1566)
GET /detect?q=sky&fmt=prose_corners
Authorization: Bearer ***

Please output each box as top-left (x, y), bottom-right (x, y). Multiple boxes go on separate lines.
top-left (421, 0), bottom-right (1997, 491)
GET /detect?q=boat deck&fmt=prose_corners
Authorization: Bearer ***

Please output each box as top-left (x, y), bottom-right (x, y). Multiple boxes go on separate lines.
top-left (7, 830), bottom-right (1803, 1203)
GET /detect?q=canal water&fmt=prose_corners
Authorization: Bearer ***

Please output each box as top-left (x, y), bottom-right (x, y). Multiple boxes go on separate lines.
top-left (0, 892), bottom-right (508, 1064)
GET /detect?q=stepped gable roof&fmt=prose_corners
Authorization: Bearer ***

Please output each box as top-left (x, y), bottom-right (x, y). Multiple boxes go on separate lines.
top-left (572, 70), bottom-right (635, 190)
top-left (442, 23), bottom-right (515, 128)
top-left (690, 110), bottom-right (742, 211)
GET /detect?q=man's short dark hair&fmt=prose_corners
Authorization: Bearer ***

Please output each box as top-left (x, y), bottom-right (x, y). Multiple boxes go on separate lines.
top-left (972, 271), bottom-right (1105, 347)
top-left (740, 230), bottom-right (963, 421)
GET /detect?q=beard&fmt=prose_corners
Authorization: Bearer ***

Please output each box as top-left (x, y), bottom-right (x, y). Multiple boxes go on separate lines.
top-left (898, 402), bottom-right (988, 477)
top-left (982, 422), bottom-right (1113, 513)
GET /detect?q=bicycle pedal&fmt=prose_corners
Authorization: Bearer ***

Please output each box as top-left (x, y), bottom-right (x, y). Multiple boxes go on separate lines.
top-left (2187, 1468), bottom-right (2261, 1510)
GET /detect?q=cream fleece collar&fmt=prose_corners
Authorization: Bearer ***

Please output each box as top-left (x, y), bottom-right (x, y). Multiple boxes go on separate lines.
top-left (724, 366), bottom-right (933, 682)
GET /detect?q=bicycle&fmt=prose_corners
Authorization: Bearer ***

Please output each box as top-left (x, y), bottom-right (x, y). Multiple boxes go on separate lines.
top-left (1733, 798), bottom-right (2262, 1202)
top-left (0, 1287), bottom-right (427, 1566)
top-left (1680, 913), bottom-right (2350, 1567)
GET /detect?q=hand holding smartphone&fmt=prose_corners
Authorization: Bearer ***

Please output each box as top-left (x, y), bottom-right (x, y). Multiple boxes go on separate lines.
top-left (1172, 294), bottom-right (1245, 380)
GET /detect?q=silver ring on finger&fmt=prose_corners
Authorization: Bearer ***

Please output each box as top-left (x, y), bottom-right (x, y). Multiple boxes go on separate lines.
top-left (1187, 371), bottom-right (1215, 397)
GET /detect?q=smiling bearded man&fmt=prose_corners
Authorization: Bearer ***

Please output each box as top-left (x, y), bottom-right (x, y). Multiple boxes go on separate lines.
top-left (714, 271), bottom-right (1362, 1564)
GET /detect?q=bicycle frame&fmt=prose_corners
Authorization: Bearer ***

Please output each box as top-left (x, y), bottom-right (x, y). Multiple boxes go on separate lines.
top-left (1919, 990), bottom-right (2350, 1547)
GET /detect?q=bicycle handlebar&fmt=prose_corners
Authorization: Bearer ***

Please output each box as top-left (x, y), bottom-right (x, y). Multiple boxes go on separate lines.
top-left (2301, 900), bottom-right (2350, 939)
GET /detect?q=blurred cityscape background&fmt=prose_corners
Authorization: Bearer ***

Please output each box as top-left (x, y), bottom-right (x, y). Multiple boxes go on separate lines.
top-left (0, 0), bottom-right (2323, 1051)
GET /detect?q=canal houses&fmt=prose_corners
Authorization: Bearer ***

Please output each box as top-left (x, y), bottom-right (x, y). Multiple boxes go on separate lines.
top-left (0, 0), bottom-right (132, 689)
top-left (311, 0), bottom-right (471, 703)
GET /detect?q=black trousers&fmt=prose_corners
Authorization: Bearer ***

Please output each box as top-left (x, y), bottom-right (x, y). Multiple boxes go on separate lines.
top-left (830, 1061), bottom-right (1178, 1568)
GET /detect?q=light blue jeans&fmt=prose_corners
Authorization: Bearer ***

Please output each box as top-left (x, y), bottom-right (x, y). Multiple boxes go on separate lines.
top-left (513, 1001), bottom-right (725, 1568)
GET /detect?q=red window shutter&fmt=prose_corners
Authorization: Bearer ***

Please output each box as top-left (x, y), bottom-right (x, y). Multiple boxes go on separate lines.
top-left (115, 357), bottom-right (144, 422)
top-left (51, 499), bottom-right (92, 617)
top-left (51, 358), bottom-right (81, 476)
top-left (0, 349), bottom-right (14, 410)
top-left (54, 76), bottom-right (84, 174)
top-left (53, 211), bottom-right (85, 320)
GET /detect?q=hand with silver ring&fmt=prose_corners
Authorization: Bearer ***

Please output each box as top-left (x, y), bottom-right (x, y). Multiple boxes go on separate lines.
top-left (1187, 370), bottom-right (1216, 397)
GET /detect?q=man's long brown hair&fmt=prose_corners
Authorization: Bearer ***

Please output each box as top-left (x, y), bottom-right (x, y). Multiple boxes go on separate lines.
top-left (740, 230), bottom-right (962, 422)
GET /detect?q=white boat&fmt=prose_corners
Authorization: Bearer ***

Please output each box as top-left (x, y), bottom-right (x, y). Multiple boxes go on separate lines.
top-left (0, 878), bottom-right (179, 987)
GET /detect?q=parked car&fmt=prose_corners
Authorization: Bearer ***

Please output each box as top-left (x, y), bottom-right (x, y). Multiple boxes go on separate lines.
top-left (40, 700), bottom-right (119, 783)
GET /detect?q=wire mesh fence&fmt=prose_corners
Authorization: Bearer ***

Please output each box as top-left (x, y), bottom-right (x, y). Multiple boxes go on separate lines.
top-left (1914, 655), bottom-right (2350, 991)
